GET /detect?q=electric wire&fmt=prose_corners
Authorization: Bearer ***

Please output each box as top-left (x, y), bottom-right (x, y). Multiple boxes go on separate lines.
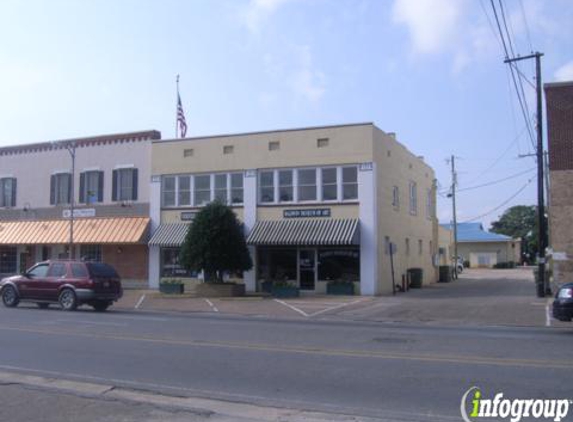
top-left (457, 167), bottom-right (536, 193)
top-left (461, 177), bottom-right (534, 223)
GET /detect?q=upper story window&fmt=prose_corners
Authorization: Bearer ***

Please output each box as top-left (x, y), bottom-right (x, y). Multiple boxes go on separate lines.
top-left (112, 168), bottom-right (138, 202)
top-left (258, 165), bottom-right (359, 205)
top-left (230, 173), bottom-right (243, 204)
top-left (321, 168), bottom-right (337, 201)
top-left (161, 172), bottom-right (243, 208)
top-left (0, 177), bottom-right (16, 208)
top-left (426, 188), bottom-right (433, 219)
top-left (409, 181), bottom-right (418, 215)
top-left (79, 171), bottom-right (103, 204)
top-left (214, 174), bottom-right (227, 203)
top-left (162, 176), bottom-right (176, 207)
top-left (342, 166), bottom-right (358, 200)
top-left (279, 170), bottom-right (293, 202)
top-left (298, 168), bottom-right (317, 201)
top-left (392, 186), bottom-right (400, 210)
top-left (194, 174), bottom-right (211, 206)
top-left (260, 171), bottom-right (275, 203)
top-left (269, 141), bottom-right (280, 151)
top-left (50, 173), bottom-right (71, 205)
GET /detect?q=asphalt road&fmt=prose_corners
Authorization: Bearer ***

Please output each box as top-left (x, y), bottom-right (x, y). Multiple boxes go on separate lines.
top-left (0, 303), bottom-right (571, 421)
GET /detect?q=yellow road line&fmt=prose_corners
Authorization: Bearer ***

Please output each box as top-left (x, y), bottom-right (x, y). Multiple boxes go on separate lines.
top-left (0, 324), bottom-right (570, 370)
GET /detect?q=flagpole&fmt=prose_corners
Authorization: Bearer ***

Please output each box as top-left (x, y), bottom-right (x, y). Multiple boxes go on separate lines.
top-left (175, 74), bottom-right (179, 139)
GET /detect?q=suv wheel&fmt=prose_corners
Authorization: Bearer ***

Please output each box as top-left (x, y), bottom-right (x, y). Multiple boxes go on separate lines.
top-left (92, 301), bottom-right (109, 312)
top-left (59, 289), bottom-right (78, 311)
top-left (2, 286), bottom-right (19, 308)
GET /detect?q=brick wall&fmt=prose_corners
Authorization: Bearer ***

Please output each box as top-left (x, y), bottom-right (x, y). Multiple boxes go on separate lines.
top-left (545, 82), bottom-right (573, 171)
top-left (545, 82), bottom-right (573, 284)
top-left (102, 244), bottom-right (148, 284)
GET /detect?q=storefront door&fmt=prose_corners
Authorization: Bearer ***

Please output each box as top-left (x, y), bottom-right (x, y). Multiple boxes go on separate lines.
top-left (299, 249), bottom-right (316, 290)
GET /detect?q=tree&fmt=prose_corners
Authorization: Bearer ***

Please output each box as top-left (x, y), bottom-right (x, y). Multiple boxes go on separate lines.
top-left (179, 201), bottom-right (253, 283)
top-left (490, 205), bottom-right (547, 262)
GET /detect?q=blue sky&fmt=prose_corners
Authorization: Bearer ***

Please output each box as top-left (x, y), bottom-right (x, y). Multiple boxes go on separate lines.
top-left (1, 0), bottom-right (572, 227)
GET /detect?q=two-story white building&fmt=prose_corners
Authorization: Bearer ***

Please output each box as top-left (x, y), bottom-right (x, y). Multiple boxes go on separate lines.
top-left (0, 130), bottom-right (160, 285)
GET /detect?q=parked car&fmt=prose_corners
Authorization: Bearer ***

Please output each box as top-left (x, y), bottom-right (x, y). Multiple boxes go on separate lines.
top-left (0, 260), bottom-right (123, 312)
top-left (552, 283), bottom-right (573, 322)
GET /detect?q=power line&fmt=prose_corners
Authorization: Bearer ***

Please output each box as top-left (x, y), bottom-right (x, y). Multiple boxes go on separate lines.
top-left (460, 177), bottom-right (534, 223)
top-left (457, 167), bottom-right (535, 193)
top-left (490, 0), bottom-right (536, 150)
top-left (519, 0), bottom-right (534, 53)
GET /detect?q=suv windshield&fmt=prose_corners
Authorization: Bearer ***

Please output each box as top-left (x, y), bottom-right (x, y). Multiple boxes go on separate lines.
top-left (85, 263), bottom-right (119, 278)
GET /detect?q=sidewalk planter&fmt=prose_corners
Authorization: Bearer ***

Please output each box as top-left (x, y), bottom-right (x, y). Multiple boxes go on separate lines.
top-left (326, 281), bottom-right (355, 295)
top-left (271, 283), bottom-right (300, 298)
top-left (195, 283), bottom-right (246, 298)
top-left (159, 282), bottom-right (184, 294)
top-left (407, 268), bottom-right (423, 289)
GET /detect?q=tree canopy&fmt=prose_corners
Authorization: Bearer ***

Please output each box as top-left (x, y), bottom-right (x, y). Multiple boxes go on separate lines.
top-left (490, 205), bottom-right (547, 260)
top-left (179, 201), bottom-right (253, 282)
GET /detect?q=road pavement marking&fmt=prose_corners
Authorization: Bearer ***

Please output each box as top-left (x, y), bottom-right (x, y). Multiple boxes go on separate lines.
top-left (0, 324), bottom-right (571, 370)
top-left (273, 299), bottom-right (309, 317)
top-left (57, 320), bottom-right (127, 327)
top-left (135, 294), bottom-right (146, 309)
top-left (546, 299), bottom-right (552, 327)
top-left (204, 299), bottom-right (219, 312)
top-left (308, 299), bottom-right (365, 317)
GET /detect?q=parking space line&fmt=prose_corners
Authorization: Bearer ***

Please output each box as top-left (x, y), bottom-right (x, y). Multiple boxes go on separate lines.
top-left (308, 299), bottom-right (366, 317)
top-left (273, 299), bottom-right (309, 317)
top-left (204, 299), bottom-right (219, 313)
top-left (135, 294), bottom-right (146, 309)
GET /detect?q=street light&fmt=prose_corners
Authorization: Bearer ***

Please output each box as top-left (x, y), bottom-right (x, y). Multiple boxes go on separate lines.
top-left (52, 141), bottom-right (76, 259)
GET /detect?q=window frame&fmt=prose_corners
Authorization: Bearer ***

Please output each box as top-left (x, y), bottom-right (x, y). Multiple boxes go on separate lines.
top-left (409, 181), bottom-right (418, 215)
top-left (341, 166), bottom-right (358, 201)
top-left (0, 177), bottom-right (16, 208)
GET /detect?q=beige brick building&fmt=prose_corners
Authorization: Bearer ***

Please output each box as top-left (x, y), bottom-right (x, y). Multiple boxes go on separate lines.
top-left (149, 123), bottom-right (438, 295)
top-left (545, 81), bottom-right (573, 285)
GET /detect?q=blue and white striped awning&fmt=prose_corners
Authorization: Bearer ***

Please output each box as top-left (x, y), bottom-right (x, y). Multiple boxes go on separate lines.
top-left (247, 219), bottom-right (359, 246)
top-left (148, 223), bottom-right (190, 247)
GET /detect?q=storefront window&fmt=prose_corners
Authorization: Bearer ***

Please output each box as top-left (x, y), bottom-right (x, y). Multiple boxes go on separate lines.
top-left (257, 248), bottom-right (297, 281)
top-left (161, 248), bottom-right (197, 277)
top-left (0, 247), bottom-right (17, 275)
top-left (80, 245), bottom-right (102, 262)
top-left (318, 249), bottom-right (360, 281)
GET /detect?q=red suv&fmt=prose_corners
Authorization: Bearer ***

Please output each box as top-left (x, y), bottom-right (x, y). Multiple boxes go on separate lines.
top-left (0, 260), bottom-right (123, 312)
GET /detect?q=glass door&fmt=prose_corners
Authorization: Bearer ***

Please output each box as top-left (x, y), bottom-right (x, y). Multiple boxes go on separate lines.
top-left (299, 249), bottom-right (316, 291)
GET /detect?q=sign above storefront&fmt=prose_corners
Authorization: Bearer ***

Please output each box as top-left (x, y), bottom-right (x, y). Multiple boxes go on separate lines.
top-left (180, 211), bottom-right (197, 221)
top-left (283, 208), bottom-right (331, 218)
top-left (63, 208), bottom-right (96, 218)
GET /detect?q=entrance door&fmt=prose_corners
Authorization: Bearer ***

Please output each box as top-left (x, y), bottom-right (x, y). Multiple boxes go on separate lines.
top-left (299, 249), bottom-right (316, 291)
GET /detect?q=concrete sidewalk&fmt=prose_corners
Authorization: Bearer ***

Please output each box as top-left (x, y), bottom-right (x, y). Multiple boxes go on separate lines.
top-left (113, 268), bottom-right (570, 328)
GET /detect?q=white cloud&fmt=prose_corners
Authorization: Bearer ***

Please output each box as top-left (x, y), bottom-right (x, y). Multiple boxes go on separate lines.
top-left (392, 0), bottom-right (464, 54)
top-left (241, 0), bottom-right (292, 34)
top-left (554, 61), bottom-right (573, 82)
top-left (290, 45), bottom-right (326, 103)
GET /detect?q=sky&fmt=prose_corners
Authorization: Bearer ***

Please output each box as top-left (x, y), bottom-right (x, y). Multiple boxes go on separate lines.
top-left (1, 0), bottom-right (572, 228)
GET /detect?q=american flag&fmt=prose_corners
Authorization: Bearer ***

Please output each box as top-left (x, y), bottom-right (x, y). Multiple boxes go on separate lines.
top-left (177, 92), bottom-right (187, 138)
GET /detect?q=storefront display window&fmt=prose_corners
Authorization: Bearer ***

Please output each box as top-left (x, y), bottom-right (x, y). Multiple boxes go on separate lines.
top-left (318, 249), bottom-right (360, 281)
top-left (161, 248), bottom-right (197, 277)
top-left (257, 248), bottom-right (297, 281)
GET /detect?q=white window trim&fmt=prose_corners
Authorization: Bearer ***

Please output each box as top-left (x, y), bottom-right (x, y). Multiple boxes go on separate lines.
top-left (320, 167), bottom-right (338, 203)
top-left (341, 166), bottom-right (358, 202)
top-left (297, 168), bottom-right (318, 203)
top-left (114, 164), bottom-right (135, 170)
top-left (278, 169), bottom-right (295, 204)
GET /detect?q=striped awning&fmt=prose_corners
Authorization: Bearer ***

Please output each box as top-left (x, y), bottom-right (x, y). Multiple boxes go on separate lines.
top-left (0, 217), bottom-right (150, 245)
top-left (148, 223), bottom-right (190, 247)
top-left (247, 219), bottom-right (359, 246)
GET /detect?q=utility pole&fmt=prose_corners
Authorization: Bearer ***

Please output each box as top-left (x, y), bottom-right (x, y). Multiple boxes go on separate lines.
top-left (449, 155), bottom-right (458, 278)
top-left (505, 52), bottom-right (546, 296)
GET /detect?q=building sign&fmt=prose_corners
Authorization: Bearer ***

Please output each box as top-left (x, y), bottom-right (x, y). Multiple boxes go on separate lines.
top-left (359, 162), bottom-right (373, 171)
top-left (553, 252), bottom-right (569, 261)
top-left (283, 208), bottom-right (331, 218)
top-left (180, 211), bottom-right (197, 221)
top-left (63, 208), bottom-right (96, 218)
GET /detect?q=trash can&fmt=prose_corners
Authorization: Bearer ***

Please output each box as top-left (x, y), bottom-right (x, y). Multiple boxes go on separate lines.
top-left (408, 268), bottom-right (423, 288)
top-left (438, 266), bottom-right (452, 283)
